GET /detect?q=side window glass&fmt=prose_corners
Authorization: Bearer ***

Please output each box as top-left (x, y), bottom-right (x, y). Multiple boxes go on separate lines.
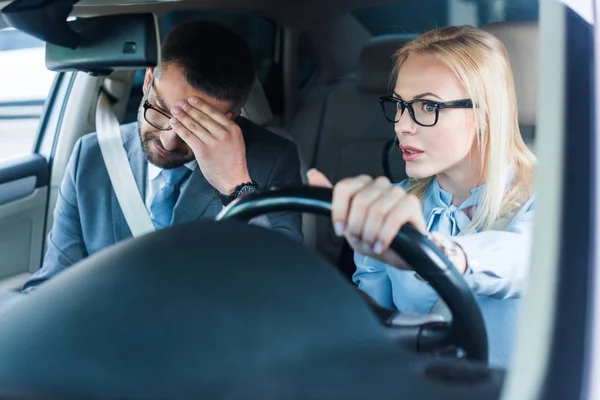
top-left (0, 28), bottom-right (56, 162)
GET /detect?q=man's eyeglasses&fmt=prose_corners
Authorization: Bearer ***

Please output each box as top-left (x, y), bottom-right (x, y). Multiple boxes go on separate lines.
top-left (143, 100), bottom-right (173, 131)
top-left (379, 96), bottom-right (474, 127)
top-left (142, 75), bottom-right (173, 131)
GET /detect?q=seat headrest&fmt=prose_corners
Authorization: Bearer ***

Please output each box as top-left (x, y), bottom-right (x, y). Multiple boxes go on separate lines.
top-left (356, 34), bottom-right (416, 93)
top-left (241, 78), bottom-right (274, 126)
top-left (483, 21), bottom-right (539, 126)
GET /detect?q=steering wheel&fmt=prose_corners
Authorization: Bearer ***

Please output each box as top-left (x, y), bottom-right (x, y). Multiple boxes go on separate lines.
top-left (216, 185), bottom-right (489, 363)
top-left (0, 186), bottom-right (497, 398)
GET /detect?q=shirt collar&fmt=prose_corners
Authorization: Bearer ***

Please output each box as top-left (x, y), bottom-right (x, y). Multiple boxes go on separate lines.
top-left (429, 178), bottom-right (483, 210)
top-left (147, 160), bottom-right (197, 181)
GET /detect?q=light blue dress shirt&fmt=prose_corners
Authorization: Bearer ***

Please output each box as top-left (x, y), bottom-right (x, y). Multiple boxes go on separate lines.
top-left (353, 178), bottom-right (534, 311)
top-left (352, 178), bottom-right (535, 367)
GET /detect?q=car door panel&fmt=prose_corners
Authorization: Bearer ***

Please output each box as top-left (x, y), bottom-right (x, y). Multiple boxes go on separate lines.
top-left (0, 152), bottom-right (50, 283)
top-left (0, 183), bottom-right (47, 281)
top-left (0, 154), bottom-right (48, 203)
top-left (0, 157), bottom-right (51, 287)
top-left (0, 154), bottom-right (50, 280)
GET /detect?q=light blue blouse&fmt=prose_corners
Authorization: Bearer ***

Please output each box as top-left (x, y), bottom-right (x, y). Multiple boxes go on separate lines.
top-left (353, 178), bottom-right (535, 314)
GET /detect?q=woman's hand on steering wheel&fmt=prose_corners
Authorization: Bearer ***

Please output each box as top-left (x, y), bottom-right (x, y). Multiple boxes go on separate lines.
top-left (307, 169), bottom-right (428, 270)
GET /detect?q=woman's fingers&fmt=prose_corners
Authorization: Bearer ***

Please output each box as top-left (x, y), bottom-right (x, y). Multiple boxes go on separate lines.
top-left (345, 177), bottom-right (391, 242)
top-left (331, 175), bottom-right (373, 235)
top-left (359, 185), bottom-right (408, 246)
top-left (374, 194), bottom-right (425, 254)
top-left (329, 175), bottom-right (425, 261)
top-left (317, 173), bottom-right (425, 261)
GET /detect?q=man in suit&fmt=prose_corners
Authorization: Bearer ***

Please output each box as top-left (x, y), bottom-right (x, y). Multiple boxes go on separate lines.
top-left (22, 20), bottom-right (303, 292)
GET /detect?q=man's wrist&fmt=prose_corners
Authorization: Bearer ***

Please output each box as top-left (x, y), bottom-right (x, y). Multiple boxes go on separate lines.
top-left (219, 179), bottom-right (259, 206)
top-left (220, 174), bottom-right (253, 196)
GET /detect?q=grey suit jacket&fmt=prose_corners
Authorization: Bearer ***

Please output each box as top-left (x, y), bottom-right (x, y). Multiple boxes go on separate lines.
top-left (22, 118), bottom-right (303, 291)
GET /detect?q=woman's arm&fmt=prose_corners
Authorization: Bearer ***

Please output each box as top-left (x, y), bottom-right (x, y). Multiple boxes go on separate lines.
top-left (352, 253), bottom-right (395, 309)
top-left (453, 199), bottom-right (535, 299)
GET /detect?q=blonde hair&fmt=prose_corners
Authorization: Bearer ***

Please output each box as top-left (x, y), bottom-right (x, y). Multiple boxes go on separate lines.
top-left (393, 25), bottom-right (536, 233)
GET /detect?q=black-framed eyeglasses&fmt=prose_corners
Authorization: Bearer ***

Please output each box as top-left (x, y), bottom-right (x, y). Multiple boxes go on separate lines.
top-left (142, 75), bottom-right (173, 131)
top-left (379, 96), bottom-right (474, 127)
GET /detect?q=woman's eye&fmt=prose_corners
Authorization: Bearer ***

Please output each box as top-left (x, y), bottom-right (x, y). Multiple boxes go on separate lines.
top-left (422, 102), bottom-right (436, 113)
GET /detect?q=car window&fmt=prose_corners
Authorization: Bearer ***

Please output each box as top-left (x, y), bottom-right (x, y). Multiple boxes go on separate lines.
top-left (0, 28), bottom-right (56, 163)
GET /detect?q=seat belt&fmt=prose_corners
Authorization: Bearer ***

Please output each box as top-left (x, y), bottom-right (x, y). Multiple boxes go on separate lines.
top-left (95, 89), bottom-right (156, 237)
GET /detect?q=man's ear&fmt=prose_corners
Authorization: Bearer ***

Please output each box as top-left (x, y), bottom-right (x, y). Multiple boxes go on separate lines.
top-left (142, 67), bottom-right (154, 94)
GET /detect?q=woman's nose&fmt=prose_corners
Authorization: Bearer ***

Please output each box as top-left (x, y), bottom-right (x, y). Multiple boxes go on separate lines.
top-left (394, 106), bottom-right (417, 137)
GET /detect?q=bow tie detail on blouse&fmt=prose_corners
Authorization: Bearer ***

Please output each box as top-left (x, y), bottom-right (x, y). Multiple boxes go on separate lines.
top-left (425, 179), bottom-right (482, 236)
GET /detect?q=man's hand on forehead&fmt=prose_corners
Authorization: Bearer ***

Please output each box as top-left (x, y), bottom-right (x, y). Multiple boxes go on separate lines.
top-left (169, 96), bottom-right (232, 143)
top-left (168, 96), bottom-right (251, 195)
top-left (184, 96), bottom-right (232, 120)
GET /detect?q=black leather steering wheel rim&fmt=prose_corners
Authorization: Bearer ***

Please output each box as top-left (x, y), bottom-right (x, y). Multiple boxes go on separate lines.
top-left (216, 185), bottom-right (489, 363)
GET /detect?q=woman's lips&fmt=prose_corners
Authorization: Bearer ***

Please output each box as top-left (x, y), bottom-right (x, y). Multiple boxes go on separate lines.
top-left (400, 145), bottom-right (424, 162)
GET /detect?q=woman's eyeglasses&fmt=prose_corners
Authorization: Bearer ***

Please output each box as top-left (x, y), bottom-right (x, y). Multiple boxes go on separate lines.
top-left (379, 96), bottom-right (473, 127)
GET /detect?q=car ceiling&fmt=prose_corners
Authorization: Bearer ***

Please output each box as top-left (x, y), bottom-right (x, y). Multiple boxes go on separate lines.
top-left (0, 0), bottom-right (404, 33)
top-left (60, 0), bottom-right (403, 27)
top-left (0, 0), bottom-right (380, 89)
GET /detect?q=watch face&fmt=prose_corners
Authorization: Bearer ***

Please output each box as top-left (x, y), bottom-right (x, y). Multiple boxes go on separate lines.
top-left (235, 184), bottom-right (258, 198)
top-left (241, 185), bottom-right (257, 192)
top-left (428, 231), bottom-right (453, 249)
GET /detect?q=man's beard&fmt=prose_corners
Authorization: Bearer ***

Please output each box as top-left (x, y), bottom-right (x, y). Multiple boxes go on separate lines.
top-left (137, 111), bottom-right (194, 169)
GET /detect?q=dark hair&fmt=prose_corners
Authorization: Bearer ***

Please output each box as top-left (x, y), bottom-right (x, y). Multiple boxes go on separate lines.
top-left (160, 20), bottom-right (256, 111)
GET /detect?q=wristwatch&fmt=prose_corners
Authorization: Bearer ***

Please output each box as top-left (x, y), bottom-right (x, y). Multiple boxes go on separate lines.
top-left (427, 231), bottom-right (461, 266)
top-left (219, 180), bottom-right (259, 206)
top-left (414, 231), bottom-right (464, 281)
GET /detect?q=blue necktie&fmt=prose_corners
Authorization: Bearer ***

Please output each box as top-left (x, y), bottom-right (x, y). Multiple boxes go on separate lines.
top-left (150, 166), bottom-right (191, 229)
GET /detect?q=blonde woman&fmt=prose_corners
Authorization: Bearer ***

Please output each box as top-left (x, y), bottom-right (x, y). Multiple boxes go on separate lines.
top-left (309, 25), bottom-right (536, 316)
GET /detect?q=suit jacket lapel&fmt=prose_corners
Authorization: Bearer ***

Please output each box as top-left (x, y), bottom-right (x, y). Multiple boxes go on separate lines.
top-left (172, 168), bottom-right (217, 224)
top-left (111, 123), bottom-right (148, 242)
